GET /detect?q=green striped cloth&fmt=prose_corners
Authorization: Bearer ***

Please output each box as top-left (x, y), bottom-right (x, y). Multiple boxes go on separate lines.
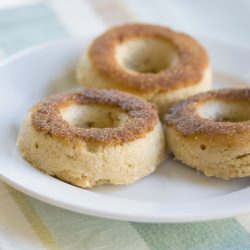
top-left (1, 1), bottom-right (250, 249)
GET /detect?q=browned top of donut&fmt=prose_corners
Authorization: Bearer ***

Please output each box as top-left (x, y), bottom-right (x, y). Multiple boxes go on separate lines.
top-left (31, 88), bottom-right (158, 145)
top-left (165, 88), bottom-right (250, 137)
top-left (89, 23), bottom-right (209, 93)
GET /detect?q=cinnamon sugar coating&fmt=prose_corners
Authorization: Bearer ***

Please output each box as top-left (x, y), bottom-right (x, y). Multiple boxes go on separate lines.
top-left (165, 88), bottom-right (250, 137)
top-left (32, 88), bottom-right (158, 145)
top-left (89, 23), bottom-right (209, 93)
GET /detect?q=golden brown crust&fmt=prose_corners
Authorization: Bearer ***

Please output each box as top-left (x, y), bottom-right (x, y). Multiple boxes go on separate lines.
top-left (89, 23), bottom-right (209, 93)
top-left (164, 88), bottom-right (250, 137)
top-left (31, 88), bottom-right (158, 145)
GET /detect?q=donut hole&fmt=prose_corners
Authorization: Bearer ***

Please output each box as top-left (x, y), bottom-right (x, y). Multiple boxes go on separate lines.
top-left (198, 100), bottom-right (250, 122)
top-left (60, 104), bottom-right (128, 128)
top-left (115, 38), bottom-right (177, 74)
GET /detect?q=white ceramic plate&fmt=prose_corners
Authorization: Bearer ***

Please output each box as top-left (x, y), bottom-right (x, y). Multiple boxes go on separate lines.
top-left (1, 37), bottom-right (250, 223)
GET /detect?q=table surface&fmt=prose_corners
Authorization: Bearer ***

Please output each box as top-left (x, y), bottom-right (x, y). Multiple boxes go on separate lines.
top-left (1, 1), bottom-right (250, 249)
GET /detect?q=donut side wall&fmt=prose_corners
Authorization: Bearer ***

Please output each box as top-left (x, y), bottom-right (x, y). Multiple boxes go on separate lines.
top-left (76, 50), bottom-right (135, 92)
top-left (150, 66), bottom-right (212, 117)
top-left (165, 126), bottom-right (250, 179)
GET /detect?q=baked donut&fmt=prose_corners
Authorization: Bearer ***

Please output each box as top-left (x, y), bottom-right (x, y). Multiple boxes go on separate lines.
top-left (164, 88), bottom-right (250, 179)
top-left (17, 89), bottom-right (166, 188)
top-left (77, 23), bottom-right (212, 117)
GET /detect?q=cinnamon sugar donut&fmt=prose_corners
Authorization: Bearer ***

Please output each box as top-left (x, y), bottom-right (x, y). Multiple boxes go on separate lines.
top-left (77, 23), bottom-right (212, 117)
top-left (17, 89), bottom-right (166, 188)
top-left (164, 88), bottom-right (250, 179)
